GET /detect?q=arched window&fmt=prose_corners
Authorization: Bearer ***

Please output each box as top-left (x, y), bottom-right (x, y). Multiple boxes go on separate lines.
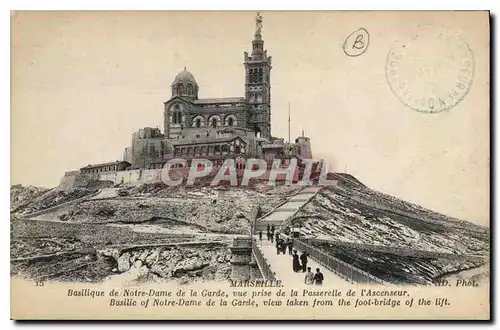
top-left (187, 83), bottom-right (193, 96)
top-left (254, 127), bottom-right (261, 138)
top-left (208, 115), bottom-right (220, 128)
top-left (192, 116), bottom-right (204, 128)
top-left (172, 109), bottom-right (182, 124)
top-left (258, 68), bottom-right (263, 82)
top-left (177, 84), bottom-right (184, 95)
top-left (221, 144), bottom-right (229, 153)
top-left (225, 115), bottom-right (237, 127)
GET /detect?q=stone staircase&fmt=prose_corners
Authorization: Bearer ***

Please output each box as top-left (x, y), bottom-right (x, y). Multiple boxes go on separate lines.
top-left (254, 186), bottom-right (323, 233)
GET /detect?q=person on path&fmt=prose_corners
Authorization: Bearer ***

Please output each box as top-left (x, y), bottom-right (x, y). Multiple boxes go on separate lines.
top-left (313, 268), bottom-right (324, 285)
top-left (276, 238), bottom-right (282, 255)
top-left (275, 231), bottom-right (280, 243)
top-left (258, 230), bottom-right (262, 242)
top-left (270, 232), bottom-right (274, 243)
top-left (287, 239), bottom-right (294, 255)
top-left (300, 252), bottom-right (308, 272)
top-left (271, 224), bottom-right (275, 234)
top-left (292, 250), bottom-right (301, 272)
top-left (304, 267), bottom-right (314, 285)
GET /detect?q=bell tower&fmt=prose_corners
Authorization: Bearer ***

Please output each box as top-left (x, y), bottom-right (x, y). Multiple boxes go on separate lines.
top-left (244, 12), bottom-right (272, 139)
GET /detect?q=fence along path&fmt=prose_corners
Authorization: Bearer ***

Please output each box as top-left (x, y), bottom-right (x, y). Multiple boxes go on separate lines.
top-left (253, 235), bottom-right (347, 286)
top-left (253, 185), bottom-right (388, 285)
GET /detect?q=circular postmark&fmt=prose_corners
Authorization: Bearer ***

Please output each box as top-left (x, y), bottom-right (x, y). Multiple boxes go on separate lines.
top-left (386, 25), bottom-right (474, 113)
top-left (343, 28), bottom-right (370, 57)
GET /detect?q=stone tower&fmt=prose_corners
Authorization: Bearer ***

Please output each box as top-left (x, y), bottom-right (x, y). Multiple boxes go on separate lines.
top-left (164, 68), bottom-right (198, 138)
top-left (244, 12), bottom-right (272, 139)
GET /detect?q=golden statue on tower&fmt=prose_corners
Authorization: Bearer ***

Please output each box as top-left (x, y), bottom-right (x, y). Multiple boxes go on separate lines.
top-left (255, 12), bottom-right (263, 36)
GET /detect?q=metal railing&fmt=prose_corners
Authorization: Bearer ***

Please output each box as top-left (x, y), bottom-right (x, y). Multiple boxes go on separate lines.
top-left (283, 235), bottom-right (389, 285)
top-left (251, 239), bottom-right (278, 281)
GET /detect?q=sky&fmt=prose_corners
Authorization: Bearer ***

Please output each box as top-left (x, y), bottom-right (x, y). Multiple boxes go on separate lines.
top-left (11, 11), bottom-right (490, 225)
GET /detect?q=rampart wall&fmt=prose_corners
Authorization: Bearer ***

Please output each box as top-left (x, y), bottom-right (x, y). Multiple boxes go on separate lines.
top-left (60, 162), bottom-right (302, 190)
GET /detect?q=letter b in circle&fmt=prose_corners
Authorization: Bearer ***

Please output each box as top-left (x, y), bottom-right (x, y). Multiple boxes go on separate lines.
top-left (343, 28), bottom-right (370, 57)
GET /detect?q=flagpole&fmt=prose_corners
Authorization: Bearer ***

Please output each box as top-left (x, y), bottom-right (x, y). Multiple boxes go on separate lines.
top-left (288, 101), bottom-right (291, 144)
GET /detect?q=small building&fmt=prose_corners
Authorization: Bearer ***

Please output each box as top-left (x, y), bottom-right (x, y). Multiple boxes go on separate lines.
top-left (80, 161), bottom-right (131, 174)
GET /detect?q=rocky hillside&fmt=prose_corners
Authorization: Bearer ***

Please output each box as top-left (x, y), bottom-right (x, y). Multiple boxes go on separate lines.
top-left (11, 218), bottom-right (233, 284)
top-left (11, 174), bottom-right (489, 285)
top-left (15, 182), bottom-right (299, 235)
top-left (11, 238), bottom-right (232, 284)
top-left (10, 185), bottom-right (49, 213)
top-left (292, 185), bottom-right (489, 256)
top-left (288, 179), bottom-right (489, 285)
top-left (11, 181), bottom-right (114, 215)
top-left (98, 245), bottom-right (233, 284)
top-left (314, 241), bottom-right (486, 285)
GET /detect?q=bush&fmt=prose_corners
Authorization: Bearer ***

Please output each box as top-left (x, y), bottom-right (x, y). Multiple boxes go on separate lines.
top-left (94, 205), bottom-right (116, 218)
top-left (118, 188), bottom-right (129, 197)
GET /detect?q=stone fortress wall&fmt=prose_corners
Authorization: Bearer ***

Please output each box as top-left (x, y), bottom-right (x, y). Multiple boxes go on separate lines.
top-left (99, 168), bottom-right (164, 185)
top-left (60, 160), bottom-right (303, 189)
top-left (60, 169), bottom-right (165, 189)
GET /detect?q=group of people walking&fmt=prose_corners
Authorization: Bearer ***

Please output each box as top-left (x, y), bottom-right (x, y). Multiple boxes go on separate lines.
top-left (258, 224), bottom-right (324, 285)
top-left (258, 223), bottom-right (278, 243)
top-left (276, 234), bottom-right (293, 255)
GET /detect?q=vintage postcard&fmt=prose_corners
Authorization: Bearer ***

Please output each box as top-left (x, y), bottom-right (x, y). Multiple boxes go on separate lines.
top-left (11, 11), bottom-right (490, 320)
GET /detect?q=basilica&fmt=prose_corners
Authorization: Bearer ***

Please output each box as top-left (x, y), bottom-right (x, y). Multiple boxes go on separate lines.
top-left (81, 13), bottom-right (312, 175)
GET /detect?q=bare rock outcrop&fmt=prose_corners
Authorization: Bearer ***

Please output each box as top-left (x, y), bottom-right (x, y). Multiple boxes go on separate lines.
top-left (98, 245), bottom-right (232, 283)
top-left (117, 252), bottom-right (131, 272)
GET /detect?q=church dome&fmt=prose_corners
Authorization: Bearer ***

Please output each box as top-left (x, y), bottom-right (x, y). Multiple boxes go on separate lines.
top-left (171, 68), bottom-right (199, 100)
top-left (173, 68), bottom-right (198, 86)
